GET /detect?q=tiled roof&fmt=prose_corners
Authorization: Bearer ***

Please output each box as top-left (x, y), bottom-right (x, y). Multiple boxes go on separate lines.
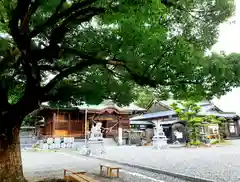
top-left (198, 112), bottom-right (238, 118)
top-left (158, 119), bottom-right (181, 125)
top-left (41, 101), bottom-right (145, 113)
top-left (159, 99), bottom-right (213, 109)
top-left (130, 98), bottom-right (238, 121)
top-left (130, 110), bottom-right (238, 121)
top-left (130, 120), bottom-right (153, 125)
top-left (76, 103), bottom-right (145, 112)
top-left (130, 110), bottom-right (176, 121)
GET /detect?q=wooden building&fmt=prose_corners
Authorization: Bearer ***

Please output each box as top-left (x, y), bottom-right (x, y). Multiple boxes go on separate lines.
top-left (130, 99), bottom-right (240, 142)
top-left (37, 100), bottom-right (145, 139)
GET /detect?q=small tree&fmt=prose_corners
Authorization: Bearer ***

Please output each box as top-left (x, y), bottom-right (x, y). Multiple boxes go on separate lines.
top-left (171, 101), bottom-right (224, 145)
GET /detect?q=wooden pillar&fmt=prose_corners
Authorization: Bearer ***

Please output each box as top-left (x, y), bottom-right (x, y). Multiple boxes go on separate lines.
top-left (53, 113), bottom-right (56, 137)
top-left (68, 113), bottom-right (71, 136)
top-left (85, 119), bottom-right (89, 134)
top-left (84, 110), bottom-right (88, 141)
top-left (118, 115), bottom-right (122, 128)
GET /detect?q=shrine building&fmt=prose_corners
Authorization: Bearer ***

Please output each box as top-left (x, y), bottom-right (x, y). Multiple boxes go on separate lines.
top-left (36, 100), bottom-right (145, 139)
top-left (130, 99), bottom-right (240, 143)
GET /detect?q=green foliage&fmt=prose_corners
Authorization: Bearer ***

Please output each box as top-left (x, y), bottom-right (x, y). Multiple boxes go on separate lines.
top-left (21, 115), bottom-right (36, 126)
top-left (171, 101), bottom-right (224, 144)
top-left (133, 86), bottom-right (169, 108)
top-left (210, 140), bottom-right (220, 145)
top-left (0, 0), bottom-right (237, 116)
top-left (189, 140), bottom-right (202, 146)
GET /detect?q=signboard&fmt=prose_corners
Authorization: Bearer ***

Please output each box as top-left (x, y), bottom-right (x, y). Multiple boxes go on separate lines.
top-left (230, 125), bottom-right (235, 133)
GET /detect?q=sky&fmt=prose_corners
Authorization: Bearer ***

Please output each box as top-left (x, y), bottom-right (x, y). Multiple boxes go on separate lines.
top-left (211, 0), bottom-right (240, 113)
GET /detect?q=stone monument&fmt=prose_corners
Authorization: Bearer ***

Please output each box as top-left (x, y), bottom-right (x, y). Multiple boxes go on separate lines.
top-left (89, 122), bottom-right (103, 141)
top-left (82, 122), bottom-right (105, 155)
top-left (152, 120), bottom-right (168, 149)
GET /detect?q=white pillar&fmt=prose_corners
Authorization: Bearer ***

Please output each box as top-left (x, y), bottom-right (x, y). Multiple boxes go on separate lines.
top-left (118, 127), bottom-right (123, 145)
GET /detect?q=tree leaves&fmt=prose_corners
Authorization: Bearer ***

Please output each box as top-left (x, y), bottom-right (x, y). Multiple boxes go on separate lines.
top-left (0, 0), bottom-right (237, 110)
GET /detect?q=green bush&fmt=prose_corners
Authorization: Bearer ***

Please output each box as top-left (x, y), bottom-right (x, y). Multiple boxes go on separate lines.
top-left (210, 140), bottom-right (220, 145)
top-left (189, 140), bottom-right (202, 146)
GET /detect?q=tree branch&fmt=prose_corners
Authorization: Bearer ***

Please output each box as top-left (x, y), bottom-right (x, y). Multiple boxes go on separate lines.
top-left (55, 0), bottom-right (66, 14)
top-left (0, 80), bottom-right (9, 111)
top-left (43, 46), bottom-right (203, 95)
top-left (29, 0), bottom-right (98, 38)
top-left (9, 0), bottom-right (31, 49)
top-left (122, 62), bottom-right (203, 87)
top-left (104, 65), bottom-right (125, 79)
top-left (38, 64), bottom-right (67, 71)
top-left (42, 59), bottom-right (98, 93)
top-left (42, 48), bottom-right (125, 93)
top-left (63, 48), bottom-right (125, 65)
top-left (20, 0), bottom-right (40, 36)
top-left (0, 47), bottom-right (21, 74)
top-left (49, 7), bottom-right (105, 45)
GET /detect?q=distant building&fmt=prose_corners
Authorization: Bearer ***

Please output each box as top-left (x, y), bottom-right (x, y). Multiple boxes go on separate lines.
top-left (130, 99), bottom-right (240, 142)
top-left (36, 100), bottom-right (145, 139)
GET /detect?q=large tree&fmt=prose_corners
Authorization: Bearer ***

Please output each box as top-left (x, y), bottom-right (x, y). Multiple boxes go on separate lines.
top-left (0, 0), bottom-right (237, 181)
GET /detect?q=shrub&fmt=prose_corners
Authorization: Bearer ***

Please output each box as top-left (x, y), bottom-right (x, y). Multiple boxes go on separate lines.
top-left (189, 140), bottom-right (202, 146)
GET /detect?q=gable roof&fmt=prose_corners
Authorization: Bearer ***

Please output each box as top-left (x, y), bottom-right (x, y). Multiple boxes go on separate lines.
top-left (148, 99), bottom-right (223, 113)
top-left (130, 99), bottom-right (238, 121)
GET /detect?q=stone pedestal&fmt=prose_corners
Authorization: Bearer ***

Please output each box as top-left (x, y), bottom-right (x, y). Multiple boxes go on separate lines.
top-left (87, 140), bottom-right (105, 154)
top-left (152, 136), bottom-right (168, 149)
top-left (152, 120), bottom-right (168, 149)
top-left (81, 122), bottom-right (105, 155)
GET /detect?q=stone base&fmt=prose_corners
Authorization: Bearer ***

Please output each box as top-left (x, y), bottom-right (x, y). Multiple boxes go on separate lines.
top-left (152, 138), bottom-right (168, 149)
top-left (86, 140), bottom-right (105, 155)
top-left (89, 137), bottom-right (103, 141)
top-left (80, 146), bottom-right (91, 156)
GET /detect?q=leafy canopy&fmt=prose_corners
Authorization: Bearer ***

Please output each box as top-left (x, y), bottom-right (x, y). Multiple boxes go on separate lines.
top-left (0, 0), bottom-right (237, 114)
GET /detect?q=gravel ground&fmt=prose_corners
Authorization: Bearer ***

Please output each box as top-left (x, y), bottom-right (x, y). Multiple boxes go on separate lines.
top-left (22, 151), bottom-right (189, 182)
top-left (87, 140), bottom-right (240, 182)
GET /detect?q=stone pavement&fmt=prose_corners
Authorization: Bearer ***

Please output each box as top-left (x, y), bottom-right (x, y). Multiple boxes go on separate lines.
top-left (22, 151), bottom-right (188, 182)
top-left (89, 140), bottom-right (240, 182)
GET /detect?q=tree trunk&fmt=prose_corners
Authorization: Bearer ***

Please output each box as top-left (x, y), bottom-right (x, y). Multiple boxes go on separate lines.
top-left (0, 127), bottom-right (26, 182)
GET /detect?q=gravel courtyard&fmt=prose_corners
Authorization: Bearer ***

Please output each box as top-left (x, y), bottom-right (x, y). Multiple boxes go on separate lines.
top-left (91, 140), bottom-right (240, 182)
top-left (22, 151), bottom-right (188, 182)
